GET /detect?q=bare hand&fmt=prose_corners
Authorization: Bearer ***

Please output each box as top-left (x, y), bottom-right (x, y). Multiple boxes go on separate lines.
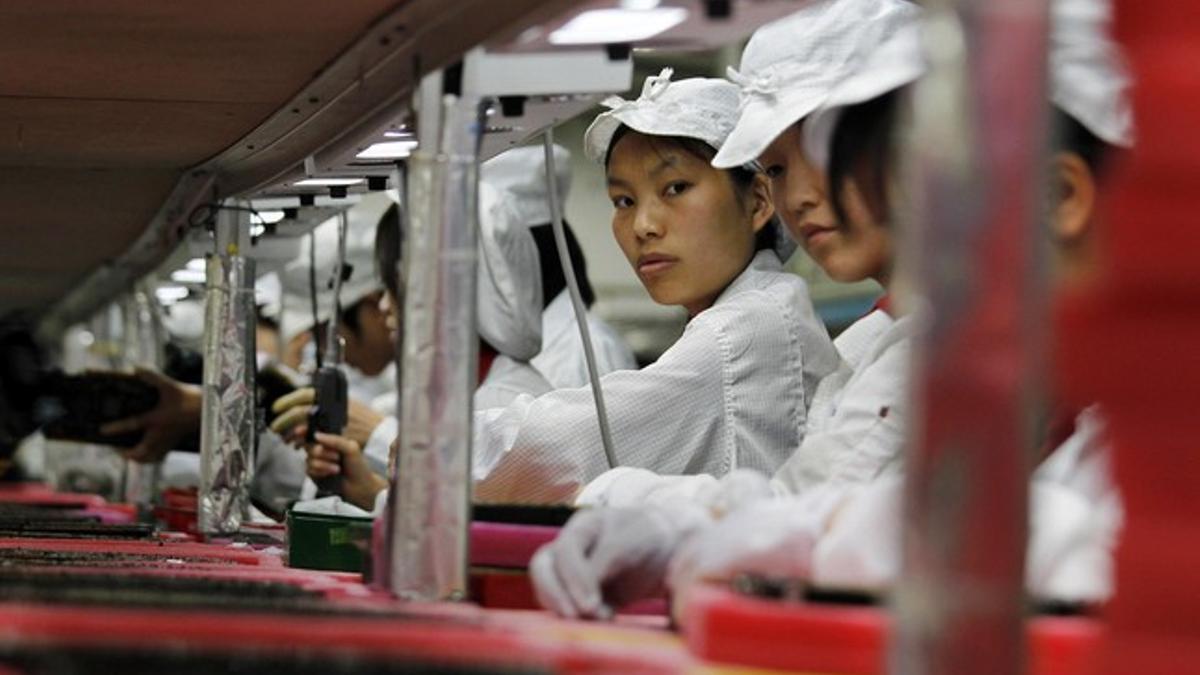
top-left (270, 387), bottom-right (384, 447)
top-left (306, 432), bottom-right (387, 510)
top-left (98, 368), bottom-right (201, 463)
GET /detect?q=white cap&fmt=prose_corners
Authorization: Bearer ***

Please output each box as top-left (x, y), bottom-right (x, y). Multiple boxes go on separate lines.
top-left (712, 0), bottom-right (924, 169)
top-left (586, 68), bottom-right (797, 262)
top-left (476, 181), bottom-right (543, 361)
top-left (1050, 0), bottom-right (1133, 148)
top-left (279, 193), bottom-right (391, 345)
top-left (584, 68), bottom-right (743, 165)
top-left (481, 145), bottom-right (572, 227)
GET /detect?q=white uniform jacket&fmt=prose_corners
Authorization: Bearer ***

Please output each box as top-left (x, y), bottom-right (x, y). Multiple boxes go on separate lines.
top-left (531, 291), bottom-right (639, 390)
top-left (578, 305), bottom-right (914, 507)
top-left (472, 251), bottom-right (838, 505)
top-left (361, 356), bottom-right (552, 475)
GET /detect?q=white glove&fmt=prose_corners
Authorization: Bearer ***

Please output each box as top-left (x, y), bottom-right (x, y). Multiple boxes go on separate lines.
top-left (667, 485), bottom-right (850, 619)
top-left (530, 503), bottom-right (709, 619)
top-left (811, 477), bottom-right (903, 592)
top-left (1026, 482), bottom-right (1116, 604)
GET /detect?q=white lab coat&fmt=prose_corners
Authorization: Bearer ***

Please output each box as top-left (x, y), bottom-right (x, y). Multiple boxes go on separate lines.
top-left (471, 251), bottom-right (838, 505)
top-left (578, 306), bottom-right (914, 507)
top-left (531, 291), bottom-right (639, 390)
top-left (664, 408), bottom-right (1120, 607)
top-left (360, 356), bottom-right (552, 475)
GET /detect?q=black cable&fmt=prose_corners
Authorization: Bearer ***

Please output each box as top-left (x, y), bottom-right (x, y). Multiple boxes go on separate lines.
top-left (308, 232), bottom-right (323, 370)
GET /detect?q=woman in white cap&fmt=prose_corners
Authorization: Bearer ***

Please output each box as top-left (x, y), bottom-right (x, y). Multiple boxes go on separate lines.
top-left (311, 70), bottom-right (840, 510)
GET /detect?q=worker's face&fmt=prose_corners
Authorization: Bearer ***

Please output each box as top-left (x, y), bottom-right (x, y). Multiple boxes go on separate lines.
top-left (608, 132), bottom-right (770, 316)
top-left (339, 291), bottom-right (393, 377)
top-left (759, 123), bottom-right (892, 286)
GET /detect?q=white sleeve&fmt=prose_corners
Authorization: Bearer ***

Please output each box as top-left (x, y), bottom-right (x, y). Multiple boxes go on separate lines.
top-left (250, 431), bottom-right (307, 514)
top-left (472, 320), bottom-right (731, 504)
top-left (770, 340), bottom-right (908, 495)
top-left (362, 415), bottom-right (398, 476)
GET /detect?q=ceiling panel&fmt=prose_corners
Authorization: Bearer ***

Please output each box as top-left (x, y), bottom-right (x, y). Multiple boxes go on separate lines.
top-left (0, 97), bottom-right (277, 169)
top-left (0, 167), bottom-right (179, 313)
top-left (0, 1), bottom-right (400, 104)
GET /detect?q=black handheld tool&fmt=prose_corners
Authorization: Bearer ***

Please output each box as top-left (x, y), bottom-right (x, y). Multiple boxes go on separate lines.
top-left (307, 365), bottom-right (348, 496)
top-left (307, 210), bottom-right (352, 498)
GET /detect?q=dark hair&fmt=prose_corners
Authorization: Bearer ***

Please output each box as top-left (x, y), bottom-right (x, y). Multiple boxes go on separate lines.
top-left (374, 203), bottom-right (403, 301)
top-left (1052, 107), bottom-right (1120, 177)
top-left (529, 222), bottom-right (596, 308)
top-left (605, 126), bottom-right (775, 252)
top-left (827, 90), bottom-right (901, 226)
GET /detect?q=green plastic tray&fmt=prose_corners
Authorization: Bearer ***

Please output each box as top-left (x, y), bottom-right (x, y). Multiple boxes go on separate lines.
top-left (286, 510), bottom-right (374, 573)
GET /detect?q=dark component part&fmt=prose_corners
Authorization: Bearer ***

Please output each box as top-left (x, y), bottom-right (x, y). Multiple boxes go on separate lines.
top-left (442, 60), bottom-right (464, 97)
top-left (0, 520), bottom-right (156, 540)
top-left (257, 362), bottom-right (303, 421)
top-left (283, 207), bottom-right (299, 221)
top-left (164, 342), bottom-right (204, 384)
top-left (0, 568), bottom-right (323, 612)
top-left (36, 371), bottom-right (160, 448)
top-left (731, 574), bottom-right (881, 606)
top-left (705, 0), bottom-right (732, 19)
top-left (330, 186), bottom-right (348, 199)
top-left (0, 548), bottom-right (242, 569)
top-left (307, 366), bottom-right (349, 497)
top-left (0, 323), bottom-right (44, 462)
top-left (498, 95), bottom-right (526, 118)
top-left (605, 43), bottom-right (632, 61)
top-left (368, 176), bottom-right (388, 191)
top-left (299, 193), bottom-right (316, 207)
top-left (471, 504), bottom-right (575, 528)
top-left (2, 645), bottom-right (545, 675)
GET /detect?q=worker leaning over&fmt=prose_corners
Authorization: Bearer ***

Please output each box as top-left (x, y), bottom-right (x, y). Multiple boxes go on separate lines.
top-left (533, 0), bottom-right (1131, 619)
top-left (305, 71), bottom-right (839, 509)
top-left (664, 0), bottom-right (1133, 612)
top-left (480, 145), bottom-right (639, 390)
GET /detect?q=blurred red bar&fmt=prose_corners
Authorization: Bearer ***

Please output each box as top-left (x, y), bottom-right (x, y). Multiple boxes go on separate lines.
top-left (1056, 1), bottom-right (1200, 673)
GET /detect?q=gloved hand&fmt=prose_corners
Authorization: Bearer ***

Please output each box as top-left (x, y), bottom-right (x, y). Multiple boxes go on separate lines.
top-left (304, 432), bottom-right (388, 510)
top-left (99, 368), bottom-right (202, 463)
top-left (270, 387), bottom-right (385, 447)
top-left (668, 485), bottom-right (850, 621)
top-left (530, 503), bottom-right (710, 619)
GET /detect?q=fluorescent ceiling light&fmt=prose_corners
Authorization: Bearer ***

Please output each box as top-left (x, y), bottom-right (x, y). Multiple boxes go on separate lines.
top-left (295, 178), bottom-right (365, 187)
top-left (185, 257), bottom-right (207, 272)
top-left (170, 269), bottom-right (207, 284)
top-left (251, 210), bottom-right (286, 225)
top-left (155, 286), bottom-right (190, 303)
top-left (621, 0), bottom-right (661, 10)
top-left (384, 129), bottom-right (414, 138)
top-left (356, 140), bottom-right (419, 160)
top-left (549, 7), bottom-right (687, 45)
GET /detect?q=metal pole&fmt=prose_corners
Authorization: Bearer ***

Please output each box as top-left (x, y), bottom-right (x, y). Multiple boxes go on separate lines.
top-left (382, 77), bottom-right (485, 600)
top-left (198, 203), bottom-right (256, 535)
top-left (119, 283), bottom-right (165, 512)
top-left (891, 0), bottom-right (1051, 673)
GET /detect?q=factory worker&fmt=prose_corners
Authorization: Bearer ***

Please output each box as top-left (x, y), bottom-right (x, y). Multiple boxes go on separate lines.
top-left (277, 193), bottom-right (397, 406)
top-left (533, 0), bottom-right (925, 618)
top-left (535, 0), bottom-right (1131, 620)
top-left (481, 145), bottom-right (638, 389)
top-left (306, 71), bottom-right (838, 510)
top-left (298, 179), bottom-right (553, 494)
